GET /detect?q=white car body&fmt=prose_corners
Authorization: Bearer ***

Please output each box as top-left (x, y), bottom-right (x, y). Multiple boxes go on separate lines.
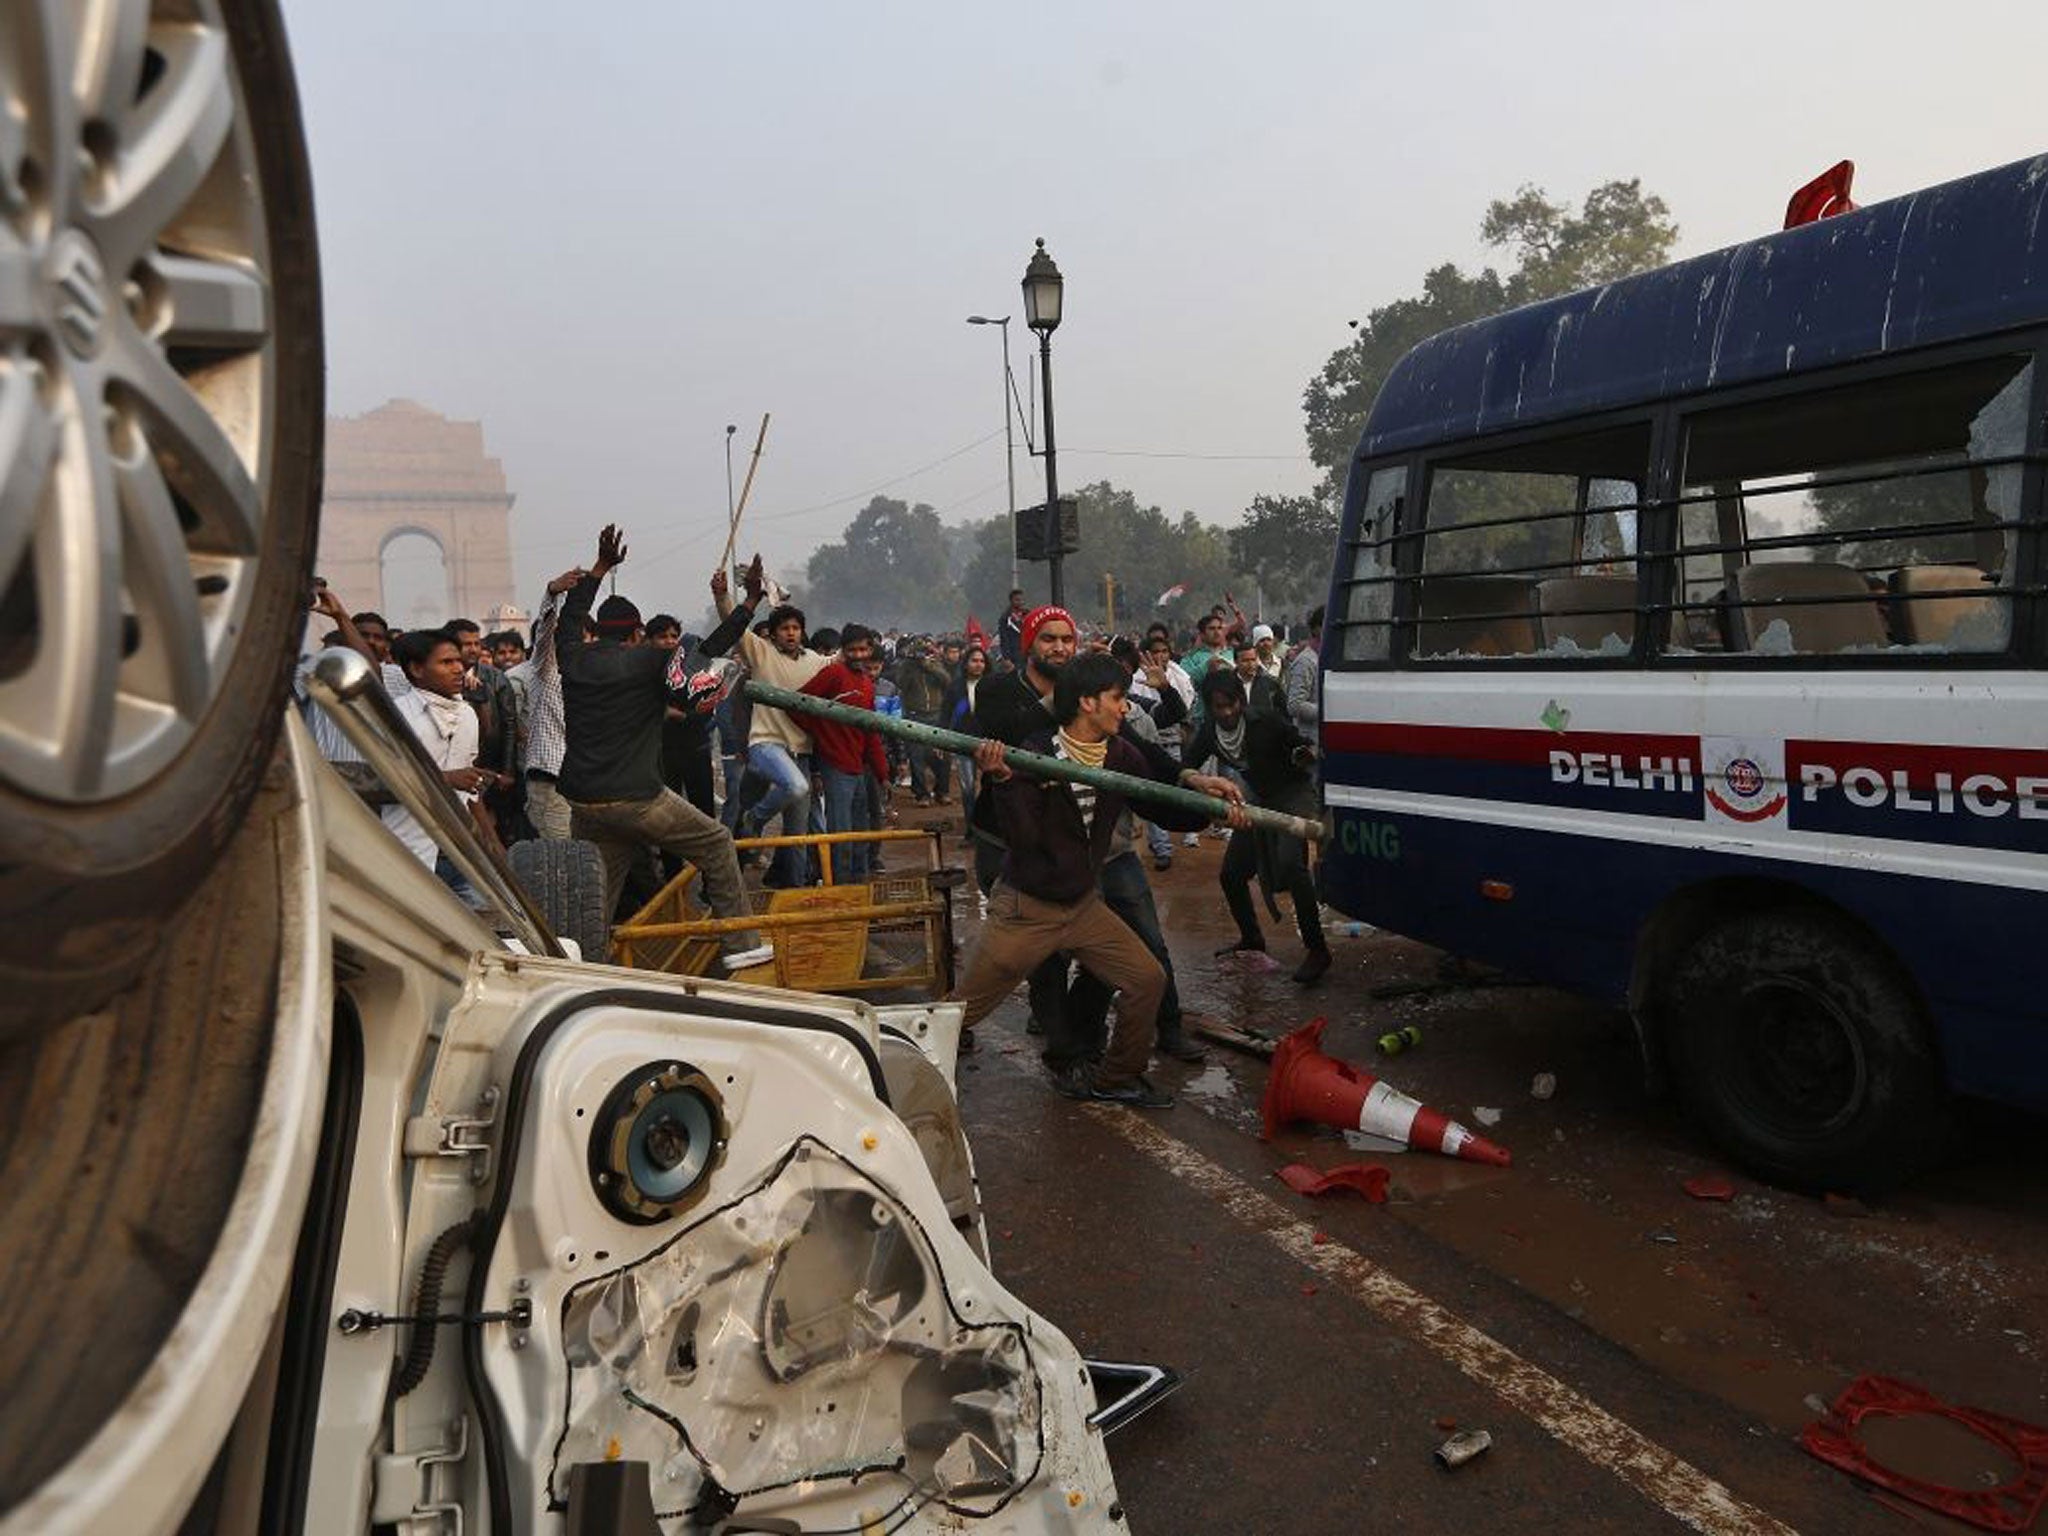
top-left (8, 716), bottom-right (1122, 1535)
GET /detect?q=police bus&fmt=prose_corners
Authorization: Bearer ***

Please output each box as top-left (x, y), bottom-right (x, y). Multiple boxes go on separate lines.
top-left (1316, 154), bottom-right (2048, 1191)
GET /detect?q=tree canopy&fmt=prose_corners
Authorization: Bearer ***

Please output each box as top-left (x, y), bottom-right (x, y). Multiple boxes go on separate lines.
top-left (1304, 180), bottom-right (1678, 493)
top-left (802, 495), bottom-right (957, 630)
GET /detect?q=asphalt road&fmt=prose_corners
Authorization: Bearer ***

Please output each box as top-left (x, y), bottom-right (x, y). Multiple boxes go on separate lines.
top-left (933, 823), bottom-right (2048, 1536)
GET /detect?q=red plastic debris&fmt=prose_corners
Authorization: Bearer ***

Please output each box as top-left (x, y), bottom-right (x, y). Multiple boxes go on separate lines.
top-left (1277, 1163), bottom-right (1390, 1203)
top-left (1800, 1375), bottom-right (2048, 1532)
top-left (1683, 1174), bottom-right (1735, 1202)
top-left (1300, 1284), bottom-right (1319, 1297)
top-left (1311, 1230), bottom-right (1332, 1246)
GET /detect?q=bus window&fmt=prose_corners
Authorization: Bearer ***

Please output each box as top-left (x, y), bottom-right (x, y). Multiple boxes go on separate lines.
top-left (1673, 356), bottom-right (2032, 657)
top-left (1410, 423), bottom-right (1650, 659)
top-left (1337, 465), bottom-right (1404, 662)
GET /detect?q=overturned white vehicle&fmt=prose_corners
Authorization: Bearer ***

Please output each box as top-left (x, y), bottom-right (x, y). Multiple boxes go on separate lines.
top-left (0, 2), bottom-right (1145, 1531)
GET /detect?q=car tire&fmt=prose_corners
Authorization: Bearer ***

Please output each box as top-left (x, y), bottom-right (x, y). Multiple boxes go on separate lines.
top-left (510, 837), bottom-right (609, 962)
top-left (1667, 909), bottom-right (1950, 1193)
top-left (0, 0), bottom-right (324, 1042)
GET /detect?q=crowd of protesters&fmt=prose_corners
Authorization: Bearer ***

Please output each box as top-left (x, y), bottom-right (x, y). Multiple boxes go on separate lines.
top-left (298, 527), bottom-right (1328, 1109)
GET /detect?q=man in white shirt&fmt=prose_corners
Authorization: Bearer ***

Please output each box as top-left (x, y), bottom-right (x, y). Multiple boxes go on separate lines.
top-left (382, 627), bottom-right (492, 887)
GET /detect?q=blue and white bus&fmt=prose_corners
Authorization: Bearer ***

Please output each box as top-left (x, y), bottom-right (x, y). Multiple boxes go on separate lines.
top-left (1317, 153), bottom-right (2048, 1190)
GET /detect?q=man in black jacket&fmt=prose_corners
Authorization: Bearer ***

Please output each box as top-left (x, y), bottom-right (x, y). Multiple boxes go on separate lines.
top-left (555, 526), bottom-right (771, 969)
top-left (1184, 667), bottom-right (1330, 984)
top-left (960, 653), bottom-right (1247, 1106)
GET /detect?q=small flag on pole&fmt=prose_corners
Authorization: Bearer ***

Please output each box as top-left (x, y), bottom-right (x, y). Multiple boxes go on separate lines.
top-left (1155, 581), bottom-right (1189, 607)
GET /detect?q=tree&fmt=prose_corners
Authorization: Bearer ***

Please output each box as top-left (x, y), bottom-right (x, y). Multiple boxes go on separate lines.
top-left (1304, 180), bottom-right (1679, 492)
top-left (1228, 493), bottom-right (1340, 612)
top-left (960, 481), bottom-right (1245, 632)
top-left (804, 496), bottom-right (957, 629)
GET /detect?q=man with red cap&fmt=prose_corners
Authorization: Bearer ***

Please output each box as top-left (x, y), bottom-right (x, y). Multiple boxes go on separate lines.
top-left (555, 525), bottom-right (771, 970)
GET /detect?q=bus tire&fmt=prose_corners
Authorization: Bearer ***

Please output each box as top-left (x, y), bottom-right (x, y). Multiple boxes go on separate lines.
top-left (1668, 910), bottom-right (1950, 1193)
top-left (509, 838), bottom-right (608, 962)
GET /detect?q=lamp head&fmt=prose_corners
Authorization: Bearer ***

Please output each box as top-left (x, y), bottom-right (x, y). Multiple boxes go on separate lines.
top-left (1022, 239), bottom-right (1063, 334)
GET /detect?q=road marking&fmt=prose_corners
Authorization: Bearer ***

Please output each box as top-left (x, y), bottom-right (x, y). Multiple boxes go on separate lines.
top-left (1080, 1103), bottom-right (1799, 1536)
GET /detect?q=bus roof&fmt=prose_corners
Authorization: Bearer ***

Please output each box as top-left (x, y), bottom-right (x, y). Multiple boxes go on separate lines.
top-left (1356, 153), bottom-right (2048, 460)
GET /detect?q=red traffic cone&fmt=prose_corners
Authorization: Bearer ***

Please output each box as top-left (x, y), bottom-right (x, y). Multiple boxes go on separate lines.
top-left (1260, 1019), bottom-right (1512, 1167)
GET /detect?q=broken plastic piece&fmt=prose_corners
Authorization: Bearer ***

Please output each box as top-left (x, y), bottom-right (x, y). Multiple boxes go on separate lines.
top-left (1277, 1162), bottom-right (1390, 1203)
top-left (1683, 1174), bottom-right (1735, 1202)
top-left (1799, 1375), bottom-right (2048, 1533)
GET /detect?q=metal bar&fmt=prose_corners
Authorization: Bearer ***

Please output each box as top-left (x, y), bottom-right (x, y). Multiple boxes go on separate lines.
top-left (615, 902), bottom-right (943, 940)
top-left (306, 648), bottom-right (563, 957)
top-left (743, 682), bottom-right (1325, 842)
top-left (734, 829), bottom-right (934, 850)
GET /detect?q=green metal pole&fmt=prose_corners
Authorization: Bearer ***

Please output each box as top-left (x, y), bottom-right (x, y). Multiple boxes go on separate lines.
top-left (743, 680), bottom-right (1325, 842)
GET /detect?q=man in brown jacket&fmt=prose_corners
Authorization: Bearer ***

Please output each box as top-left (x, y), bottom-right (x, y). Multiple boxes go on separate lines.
top-left (960, 653), bottom-right (1246, 1106)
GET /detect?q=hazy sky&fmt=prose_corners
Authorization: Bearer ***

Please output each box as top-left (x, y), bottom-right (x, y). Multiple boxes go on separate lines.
top-left (287, 0), bottom-right (2047, 622)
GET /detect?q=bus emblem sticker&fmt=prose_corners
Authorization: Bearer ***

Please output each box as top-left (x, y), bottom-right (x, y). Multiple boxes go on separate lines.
top-left (1703, 737), bottom-right (1788, 825)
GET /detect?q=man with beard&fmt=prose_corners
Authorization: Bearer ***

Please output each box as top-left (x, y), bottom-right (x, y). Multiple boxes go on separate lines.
top-left (966, 607), bottom-right (1237, 1064)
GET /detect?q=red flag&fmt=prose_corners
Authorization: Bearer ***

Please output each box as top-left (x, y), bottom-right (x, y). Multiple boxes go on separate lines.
top-left (1155, 581), bottom-right (1189, 608)
top-left (965, 615), bottom-right (990, 647)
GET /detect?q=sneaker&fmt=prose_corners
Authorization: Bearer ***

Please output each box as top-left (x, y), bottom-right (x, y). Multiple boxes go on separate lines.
top-left (1182, 832), bottom-right (1200, 848)
top-left (1154, 1031), bottom-right (1207, 1063)
top-left (1048, 1061), bottom-right (1093, 1100)
top-left (1291, 946), bottom-right (1333, 986)
top-left (1153, 853), bottom-right (1173, 872)
top-left (723, 942), bottom-right (775, 970)
top-left (1089, 1074), bottom-right (1174, 1109)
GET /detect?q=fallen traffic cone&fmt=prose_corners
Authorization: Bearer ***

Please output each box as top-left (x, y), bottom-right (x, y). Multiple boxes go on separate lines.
top-left (1260, 1018), bottom-right (1512, 1167)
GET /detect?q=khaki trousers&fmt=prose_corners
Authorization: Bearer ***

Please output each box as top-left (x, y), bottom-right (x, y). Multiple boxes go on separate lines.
top-left (527, 776), bottom-right (573, 840)
top-left (569, 789), bottom-right (763, 955)
top-left (957, 881), bottom-right (1165, 1085)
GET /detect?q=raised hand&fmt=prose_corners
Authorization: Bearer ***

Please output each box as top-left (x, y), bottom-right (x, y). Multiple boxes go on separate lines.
top-left (547, 565), bottom-right (589, 596)
top-left (594, 524), bottom-right (628, 574)
top-left (310, 584), bottom-right (348, 622)
top-left (710, 566), bottom-right (729, 599)
top-left (742, 554), bottom-right (766, 604)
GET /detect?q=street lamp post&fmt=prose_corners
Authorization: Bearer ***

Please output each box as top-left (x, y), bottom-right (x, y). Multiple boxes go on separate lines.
top-left (1022, 238), bottom-right (1065, 607)
top-left (966, 314), bottom-right (1019, 590)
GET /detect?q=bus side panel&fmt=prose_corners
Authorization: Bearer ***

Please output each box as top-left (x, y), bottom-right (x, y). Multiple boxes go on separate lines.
top-left (1321, 804), bottom-right (2048, 1114)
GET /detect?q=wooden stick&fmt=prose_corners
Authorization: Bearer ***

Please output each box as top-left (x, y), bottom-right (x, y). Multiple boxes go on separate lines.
top-left (720, 412), bottom-right (771, 575)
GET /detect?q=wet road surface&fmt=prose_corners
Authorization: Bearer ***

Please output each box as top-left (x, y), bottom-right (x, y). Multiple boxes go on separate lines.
top-left (923, 815), bottom-right (2048, 1535)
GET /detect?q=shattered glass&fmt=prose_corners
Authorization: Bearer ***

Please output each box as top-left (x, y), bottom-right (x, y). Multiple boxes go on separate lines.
top-left (548, 1137), bottom-right (1041, 1521)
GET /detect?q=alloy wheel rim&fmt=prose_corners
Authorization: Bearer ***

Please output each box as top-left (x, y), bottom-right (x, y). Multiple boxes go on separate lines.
top-left (0, 0), bottom-right (274, 803)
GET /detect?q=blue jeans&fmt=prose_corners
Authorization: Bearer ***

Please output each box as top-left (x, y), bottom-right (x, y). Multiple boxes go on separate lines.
top-left (819, 764), bottom-right (872, 883)
top-left (956, 755), bottom-right (977, 819)
top-left (745, 741), bottom-right (813, 884)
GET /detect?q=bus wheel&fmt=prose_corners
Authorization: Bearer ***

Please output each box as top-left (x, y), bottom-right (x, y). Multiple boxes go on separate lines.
top-left (1668, 911), bottom-right (1949, 1193)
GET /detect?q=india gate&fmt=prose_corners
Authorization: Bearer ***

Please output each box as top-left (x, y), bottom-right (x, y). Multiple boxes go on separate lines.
top-left (316, 399), bottom-right (518, 625)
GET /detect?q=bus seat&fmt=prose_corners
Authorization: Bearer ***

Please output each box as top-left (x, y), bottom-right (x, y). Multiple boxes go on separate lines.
top-left (1728, 562), bottom-right (1888, 653)
top-left (1537, 576), bottom-right (1636, 654)
top-left (1890, 565), bottom-right (2001, 647)
top-left (1412, 576), bottom-right (1539, 657)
